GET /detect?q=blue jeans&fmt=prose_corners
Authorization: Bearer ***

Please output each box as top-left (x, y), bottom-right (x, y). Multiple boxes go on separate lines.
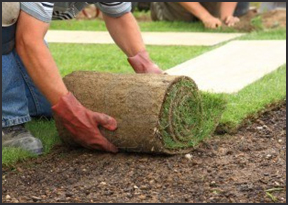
top-left (2, 50), bottom-right (52, 128)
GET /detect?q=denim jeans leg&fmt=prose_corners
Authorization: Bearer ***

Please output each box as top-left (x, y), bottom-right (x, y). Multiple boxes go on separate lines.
top-left (2, 51), bottom-right (31, 127)
top-left (15, 52), bottom-right (53, 118)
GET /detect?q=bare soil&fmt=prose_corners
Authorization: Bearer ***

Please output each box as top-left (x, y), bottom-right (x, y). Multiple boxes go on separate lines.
top-left (2, 104), bottom-right (286, 203)
top-left (232, 10), bottom-right (287, 32)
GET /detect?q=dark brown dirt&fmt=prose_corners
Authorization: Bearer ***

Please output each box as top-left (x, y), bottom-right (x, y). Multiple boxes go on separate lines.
top-left (228, 10), bottom-right (286, 32)
top-left (2, 104), bottom-right (286, 203)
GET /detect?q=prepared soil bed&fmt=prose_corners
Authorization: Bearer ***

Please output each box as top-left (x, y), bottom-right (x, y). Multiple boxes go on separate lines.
top-left (229, 10), bottom-right (286, 32)
top-left (55, 72), bottom-right (224, 154)
top-left (2, 104), bottom-right (286, 203)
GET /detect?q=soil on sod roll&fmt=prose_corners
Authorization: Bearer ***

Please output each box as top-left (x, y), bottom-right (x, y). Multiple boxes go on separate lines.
top-left (55, 72), bottom-right (224, 154)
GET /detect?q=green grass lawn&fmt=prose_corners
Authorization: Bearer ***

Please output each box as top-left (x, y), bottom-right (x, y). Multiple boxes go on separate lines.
top-left (50, 18), bottom-right (238, 33)
top-left (48, 3), bottom-right (264, 33)
top-left (2, 28), bottom-right (286, 166)
top-left (50, 44), bottom-right (212, 76)
top-left (48, 2), bottom-right (269, 34)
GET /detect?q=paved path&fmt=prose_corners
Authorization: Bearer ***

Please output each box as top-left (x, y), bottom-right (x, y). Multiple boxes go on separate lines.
top-left (46, 31), bottom-right (285, 94)
top-left (166, 40), bottom-right (286, 93)
top-left (46, 30), bottom-right (244, 46)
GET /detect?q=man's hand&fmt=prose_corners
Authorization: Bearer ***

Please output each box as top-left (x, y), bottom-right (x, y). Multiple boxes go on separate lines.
top-left (128, 50), bottom-right (163, 74)
top-left (220, 2), bottom-right (239, 27)
top-left (202, 15), bottom-right (222, 29)
top-left (223, 16), bottom-right (240, 27)
top-left (178, 2), bottom-right (222, 29)
top-left (103, 13), bottom-right (163, 74)
top-left (52, 92), bottom-right (118, 153)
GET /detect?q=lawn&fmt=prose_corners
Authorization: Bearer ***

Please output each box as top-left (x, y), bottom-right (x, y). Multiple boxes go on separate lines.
top-left (48, 2), bottom-right (265, 33)
top-left (2, 26), bottom-right (286, 166)
top-left (50, 19), bottom-right (239, 33)
top-left (48, 2), bottom-right (273, 33)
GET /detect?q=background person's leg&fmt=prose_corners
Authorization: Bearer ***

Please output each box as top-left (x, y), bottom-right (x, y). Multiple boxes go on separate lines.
top-left (201, 2), bottom-right (249, 18)
top-left (15, 53), bottom-right (52, 119)
top-left (151, 2), bottom-right (195, 22)
top-left (200, 2), bottom-right (221, 18)
top-left (234, 2), bottom-right (250, 17)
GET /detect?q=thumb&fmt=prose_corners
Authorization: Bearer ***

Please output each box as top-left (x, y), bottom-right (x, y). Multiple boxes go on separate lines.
top-left (93, 112), bottom-right (118, 131)
top-left (152, 64), bottom-right (164, 74)
top-left (89, 133), bottom-right (119, 153)
top-left (225, 16), bottom-right (231, 24)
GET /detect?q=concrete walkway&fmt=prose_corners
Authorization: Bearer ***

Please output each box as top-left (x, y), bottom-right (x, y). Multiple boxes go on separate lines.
top-left (46, 30), bottom-right (244, 46)
top-left (166, 40), bottom-right (286, 93)
top-left (46, 30), bottom-right (285, 94)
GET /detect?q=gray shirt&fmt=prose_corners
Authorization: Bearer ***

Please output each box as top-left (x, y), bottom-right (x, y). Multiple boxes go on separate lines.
top-left (21, 2), bottom-right (131, 23)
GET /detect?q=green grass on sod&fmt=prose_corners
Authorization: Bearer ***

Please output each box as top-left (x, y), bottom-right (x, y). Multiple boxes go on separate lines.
top-left (219, 65), bottom-right (286, 133)
top-left (159, 78), bottom-right (226, 150)
top-left (2, 29), bottom-right (286, 166)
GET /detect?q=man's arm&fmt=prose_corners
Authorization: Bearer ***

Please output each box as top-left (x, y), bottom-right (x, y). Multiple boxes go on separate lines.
top-left (102, 12), bottom-right (144, 57)
top-left (103, 12), bottom-right (162, 74)
top-left (16, 11), bottom-right (68, 105)
top-left (178, 2), bottom-right (222, 29)
top-left (16, 11), bottom-right (118, 153)
top-left (220, 2), bottom-right (238, 20)
top-left (220, 2), bottom-right (240, 27)
top-left (179, 2), bottom-right (212, 21)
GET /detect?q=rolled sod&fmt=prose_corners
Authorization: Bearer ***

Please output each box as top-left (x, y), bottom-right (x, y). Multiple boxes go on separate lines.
top-left (55, 72), bottom-right (225, 154)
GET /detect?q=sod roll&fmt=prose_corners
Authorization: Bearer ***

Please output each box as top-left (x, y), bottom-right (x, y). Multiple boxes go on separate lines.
top-left (55, 72), bottom-right (209, 154)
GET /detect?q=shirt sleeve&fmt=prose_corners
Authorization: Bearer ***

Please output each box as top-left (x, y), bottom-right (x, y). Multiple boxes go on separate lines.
top-left (95, 2), bottom-right (131, 18)
top-left (21, 2), bottom-right (54, 23)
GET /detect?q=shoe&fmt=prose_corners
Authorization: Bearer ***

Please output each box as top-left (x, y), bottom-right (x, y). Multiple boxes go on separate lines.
top-left (2, 124), bottom-right (43, 155)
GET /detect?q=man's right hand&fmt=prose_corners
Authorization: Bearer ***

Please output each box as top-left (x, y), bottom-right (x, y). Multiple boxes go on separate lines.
top-left (202, 15), bottom-right (222, 29)
top-left (17, 11), bottom-right (118, 153)
top-left (52, 92), bottom-right (118, 153)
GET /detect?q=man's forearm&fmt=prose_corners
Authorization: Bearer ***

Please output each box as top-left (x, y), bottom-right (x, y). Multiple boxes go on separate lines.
top-left (16, 12), bottom-right (68, 106)
top-left (16, 39), bottom-right (68, 105)
top-left (220, 2), bottom-right (238, 20)
top-left (103, 12), bottom-right (145, 57)
top-left (179, 2), bottom-right (212, 21)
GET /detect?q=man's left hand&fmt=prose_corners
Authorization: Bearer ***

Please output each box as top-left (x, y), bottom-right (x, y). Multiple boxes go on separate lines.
top-left (128, 50), bottom-right (163, 74)
top-left (223, 16), bottom-right (240, 27)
